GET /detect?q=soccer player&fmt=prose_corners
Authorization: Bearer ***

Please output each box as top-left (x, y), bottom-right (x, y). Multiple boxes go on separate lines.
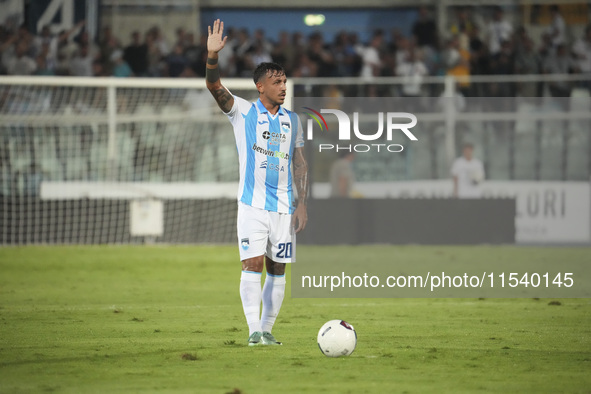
top-left (205, 19), bottom-right (309, 346)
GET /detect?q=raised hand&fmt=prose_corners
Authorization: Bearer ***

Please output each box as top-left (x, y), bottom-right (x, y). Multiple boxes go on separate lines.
top-left (207, 19), bottom-right (228, 53)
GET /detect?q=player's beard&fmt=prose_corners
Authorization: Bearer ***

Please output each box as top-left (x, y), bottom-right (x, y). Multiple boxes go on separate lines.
top-left (270, 94), bottom-right (285, 107)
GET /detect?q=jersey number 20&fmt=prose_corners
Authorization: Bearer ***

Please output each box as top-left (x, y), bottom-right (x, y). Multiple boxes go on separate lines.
top-left (277, 242), bottom-right (292, 258)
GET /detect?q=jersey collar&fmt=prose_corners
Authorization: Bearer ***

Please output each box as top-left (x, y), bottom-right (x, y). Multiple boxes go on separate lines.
top-left (256, 98), bottom-right (285, 116)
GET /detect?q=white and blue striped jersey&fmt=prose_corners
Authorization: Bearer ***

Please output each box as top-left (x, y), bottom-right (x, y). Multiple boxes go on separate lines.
top-left (225, 96), bottom-right (304, 214)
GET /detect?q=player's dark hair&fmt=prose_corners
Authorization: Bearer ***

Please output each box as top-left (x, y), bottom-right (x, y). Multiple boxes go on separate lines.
top-left (253, 62), bottom-right (285, 84)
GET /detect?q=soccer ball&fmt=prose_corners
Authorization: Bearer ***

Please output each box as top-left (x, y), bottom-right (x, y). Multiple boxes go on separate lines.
top-left (317, 320), bottom-right (357, 357)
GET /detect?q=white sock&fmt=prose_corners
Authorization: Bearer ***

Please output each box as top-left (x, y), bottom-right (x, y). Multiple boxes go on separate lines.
top-left (261, 273), bottom-right (286, 333)
top-left (240, 271), bottom-right (262, 335)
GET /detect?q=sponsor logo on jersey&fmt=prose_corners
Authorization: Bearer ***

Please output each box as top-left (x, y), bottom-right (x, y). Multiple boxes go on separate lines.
top-left (260, 160), bottom-right (285, 172)
top-left (262, 131), bottom-right (287, 146)
top-left (252, 143), bottom-right (290, 160)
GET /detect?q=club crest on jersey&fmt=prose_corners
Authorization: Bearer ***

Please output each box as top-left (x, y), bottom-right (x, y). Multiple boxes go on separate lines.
top-left (281, 122), bottom-right (291, 133)
top-left (241, 238), bottom-right (249, 250)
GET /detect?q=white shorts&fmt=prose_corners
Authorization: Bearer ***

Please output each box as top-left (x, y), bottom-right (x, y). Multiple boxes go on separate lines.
top-left (237, 201), bottom-right (296, 263)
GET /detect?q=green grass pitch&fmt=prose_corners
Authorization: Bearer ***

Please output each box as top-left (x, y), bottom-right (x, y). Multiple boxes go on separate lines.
top-left (0, 245), bottom-right (590, 393)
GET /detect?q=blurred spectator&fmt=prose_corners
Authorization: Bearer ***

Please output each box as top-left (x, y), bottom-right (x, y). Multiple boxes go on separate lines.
top-left (234, 28), bottom-right (253, 76)
top-left (124, 31), bottom-right (148, 76)
top-left (443, 35), bottom-right (470, 96)
top-left (359, 31), bottom-right (382, 79)
top-left (538, 31), bottom-right (555, 65)
top-left (572, 24), bottom-right (591, 90)
top-left (253, 29), bottom-right (273, 54)
top-left (332, 31), bottom-right (360, 77)
top-left (451, 143), bottom-right (484, 198)
top-left (151, 26), bottom-right (170, 57)
top-left (513, 26), bottom-right (529, 54)
top-left (99, 26), bottom-right (119, 76)
top-left (489, 40), bottom-right (515, 96)
top-left (307, 32), bottom-right (334, 77)
top-left (234, 28), bottom-right (252, 56)
top-left (69, 45), bottom-right (94, 76)
top-left (544, 43), bottom-right (576, 98)
top-left (57, 34), bottom-right (77, 71)
top-left (330, 151), bottom-right (355, 198)
top-left (387, 29), bottom-right (402, 56)
top-left (183, 33), bottom-right (204, 76)
top-left (165, 43), bottom-right (189, 77)
top-left (111, 50), bottom-right (133, 77)
top-left (393, 35), bottom-right (411, 68)
top-left (34, 53), bottom-right (55, 75)
top-left (396, 47), bottom-right (428, 97)
top-left (76, 30), bottom-right (99, 59)
top-left (293, 31), bottom-right (306, 54)
top-left (16, 24), bottom-right (35, 57)
top-left (412, 6), bottom-right (438, 51)
top-left (250, 42), bottom-right (272, 67)
top-left (468, 26), bottom-right (487, 75)
top-left (412, 6), bottom-right (439, 81)
top-left (486, 7), bottom-right (513, 56)
top-left (175, 27), bottom-right (186, 48)
top-left (33, 25), bottom-right (58, 66)
top-left (272, 31), bottom-right (296, 74)
top-left (6, 40), bottom-right (36, 75)
top-left (92, 59), bottom-right (107, 76)
top-left (292, 53), bottom-right (317, 78)
top-left (548, 5), bottom-right (566, 47)
top-left (515, 37), bottom-right (542, 96)
top-left (450, 7), bottom-right (477, 38)
top-left (1, 33), bottom-right (18, 73)
top-left (145, 29), bottom-right (163, 76)
top-left (99, 25), bottom-right (114, 58)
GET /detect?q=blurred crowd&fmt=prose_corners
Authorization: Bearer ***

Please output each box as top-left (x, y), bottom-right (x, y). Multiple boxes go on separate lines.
top-left (1, 6), bottom-right (591, 96)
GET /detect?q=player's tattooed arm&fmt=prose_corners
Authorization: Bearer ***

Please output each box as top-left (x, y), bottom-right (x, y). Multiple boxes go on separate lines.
top-left (206, 58), bottom-right (234, 112)
top-left (205, 19), bottom-right (234, 112)
top-left (293, 147), bottom-right (309, 206)
top-left (292, 147), bottom-right (309, 233)
top-left (211, 87), bottom-right (234, 113)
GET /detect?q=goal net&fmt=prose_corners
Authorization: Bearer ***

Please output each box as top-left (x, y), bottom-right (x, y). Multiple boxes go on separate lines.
top-left (0, 76), bottom-right (291, 244)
